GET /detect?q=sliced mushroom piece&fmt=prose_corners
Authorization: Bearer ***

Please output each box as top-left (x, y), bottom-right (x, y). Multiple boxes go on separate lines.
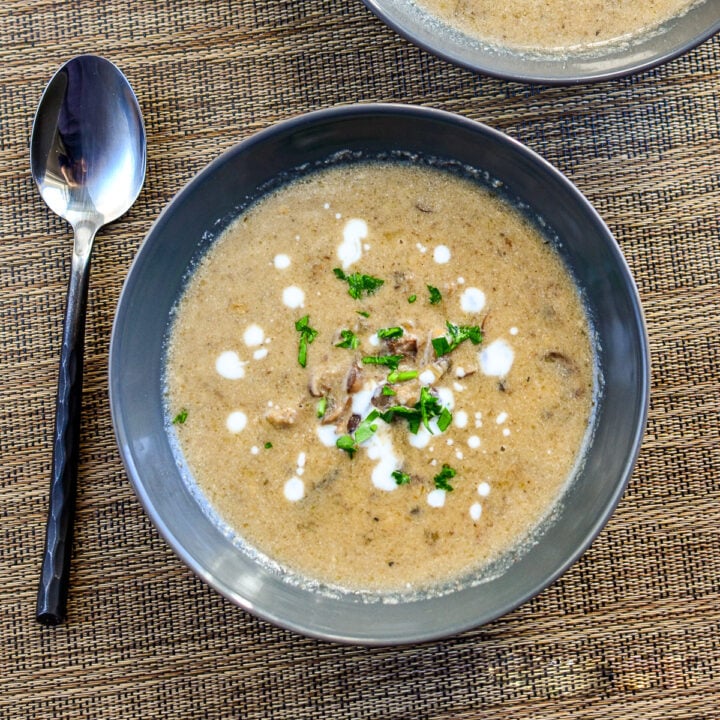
top-left (308, 361), bottom-right (351, 398)
top-left (387, 333), bottom-right (418, 359)
top-left (543, 351), bottom-right (578, 377)
top-left (428, 356), bottom-right (451, 382)
top-left (371, 385), bottom-right (396, 409)
top-left (347, 414), bottom-right (361, 434)
top-left (334, 397), bottom-right (357, 435)
top-left (393, 380), bottom-right (422, 407)
top-left (345, 363), bottom-right (364, 394)
top-left (322, 396), bottom-right (349, 425)
top-left (265, 407), bottom-right (297, 427)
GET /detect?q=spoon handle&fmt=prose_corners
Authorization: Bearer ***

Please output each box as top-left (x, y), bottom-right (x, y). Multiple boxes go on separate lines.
top-left (36, 250), bottom-right (91, 625)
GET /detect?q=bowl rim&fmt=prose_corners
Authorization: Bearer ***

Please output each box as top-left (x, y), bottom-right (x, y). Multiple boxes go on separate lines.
top-left (109, 103), bottom-right (651, 644)
top-left (361, 0), bottom-right (720, 84)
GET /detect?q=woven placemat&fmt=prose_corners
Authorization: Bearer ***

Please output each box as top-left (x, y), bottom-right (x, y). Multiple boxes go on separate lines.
top-left (1, 1), bottom-right (718, 718)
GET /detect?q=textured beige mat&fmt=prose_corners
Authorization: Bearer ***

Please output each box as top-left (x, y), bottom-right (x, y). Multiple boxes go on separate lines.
top-left (1, 1), bottom-right (718, 718)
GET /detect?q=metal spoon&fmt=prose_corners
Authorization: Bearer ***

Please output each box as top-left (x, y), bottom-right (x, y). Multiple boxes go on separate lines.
top-left (31, 55), bottom-right (146, 625)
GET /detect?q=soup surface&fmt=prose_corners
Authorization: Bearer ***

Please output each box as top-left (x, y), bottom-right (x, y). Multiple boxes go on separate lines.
top-left (166, 162), bottom-right (595, 593)
top-left (414, 0), bottom-right (698, 52)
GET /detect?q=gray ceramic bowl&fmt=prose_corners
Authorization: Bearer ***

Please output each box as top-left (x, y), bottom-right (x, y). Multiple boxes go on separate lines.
top-left (362, 0), bottom-right (720, 84)
top-left (109, 104), bottom-right (649, 645)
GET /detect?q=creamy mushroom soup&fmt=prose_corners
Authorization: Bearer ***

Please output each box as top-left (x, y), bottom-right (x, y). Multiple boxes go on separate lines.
top-left (166, 162), bottom-right (596, 594)
top-left (414, 0), bottom-right (698, 53)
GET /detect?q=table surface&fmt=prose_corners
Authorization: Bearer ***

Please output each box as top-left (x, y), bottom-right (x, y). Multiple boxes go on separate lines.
top-left (2, 2), bottom-right (719, 718)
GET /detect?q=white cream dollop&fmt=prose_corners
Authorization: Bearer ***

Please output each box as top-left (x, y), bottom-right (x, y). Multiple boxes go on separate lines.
top-left (454, 410), bottom-right (468, 428)
top-left (479, 339), bottom-right (514, 377)
top-left (274, 254), bottom-right (291, 269)
top-left (226, 410), bottom-right (247, 433)
top-left (243, 324), bottom-right (264, 347)
top-left (427, 489), bottom-right (446, 507)
top-left (366, 426), bottom-right (400, 492)
top-left (316, 424), bottom-right (341, 447)
top-left (284, 477), bottom-right (305, 502)
top-left (477, 481), bottom-right (491, 497)
top-left (460, 287), bottom-right (486, 313)
top-left (338, 218), bottom-right (367, 269)
top-left (282, 286), bottom-right (305, 309)
top-left (215, 351), bottom-right (246, 379)
top-left (433, 245), bottom-right (451, 264)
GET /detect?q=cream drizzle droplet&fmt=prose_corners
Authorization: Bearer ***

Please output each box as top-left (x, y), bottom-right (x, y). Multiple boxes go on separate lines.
top-left (479, 339), bottom-right (514, 377)
top-left (243, 324), bottom-right (264, 347)
top-left (226, 411), bottom-right (247, 433)
top-left (274, 254), bottom-right (291, 269)
top-left (215, 351), bottom-right (246, 379)
top-left (433, 245), bottom-right (451, 264)
top-left (282, 286), bottom-right (305, 309)
top-left (284, 477), bottom-right (305, 502)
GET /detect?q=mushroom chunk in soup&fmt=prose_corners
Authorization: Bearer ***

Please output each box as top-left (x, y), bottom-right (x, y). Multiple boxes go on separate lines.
top-left (166, 162), bottom-right (596, 594)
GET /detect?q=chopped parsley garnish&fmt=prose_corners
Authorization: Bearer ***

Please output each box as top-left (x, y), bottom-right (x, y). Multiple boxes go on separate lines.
top-left (333, 268), bottom-right (384, 300)
top-left (377, 404), bottom-right (422, 434)
top-left (376, 326), bottom-right (404, 340)
top-left (295, 315), bottom-right (318, 367)
top-left (378, 386), bottom-right (452, 434)
top-left (172, 408), bottom-right (188, 425)
top-left (427, 285), bottom-right (442, 305)
top-left (354, 410), bottom-right (380, 444)
top-left (381, 385), bottom-right (397, 396)
top-left (392, 470), bottom-right (411, 486)
top-left (336, 329), bottom-right (360, 350)
top-left (437, 406), bottom-right (453, 432)
top-left (386, 369), bottom-right (418, 383)
top-left (336, 410), bottom-right (381, 458)
top-left (336, 434), bottom-right (357, 458)
top-left (362, 354), bottom-right (403, 371)
top-left (433, 464), bottom-right (457, 491)
top-left (408, 294), bottom-right (417, 304)
top-left (316, 397), bottom-right (327, 418)
top-left (431, 321), bottom-right (483, 357)
top-left (417, 386), bottom-right (441, 433)
top-left (264, 442), bottom-right (273, 449)
top-left (357, 310), bottom-right (370, 318)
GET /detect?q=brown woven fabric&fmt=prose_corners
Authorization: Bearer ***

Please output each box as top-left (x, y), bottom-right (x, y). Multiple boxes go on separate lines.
top-left (1, 1), bottom-right (718, 717)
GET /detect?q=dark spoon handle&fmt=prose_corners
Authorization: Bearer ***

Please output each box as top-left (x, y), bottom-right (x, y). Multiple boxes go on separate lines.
top-left (36, 253), bottom-right (90, 626)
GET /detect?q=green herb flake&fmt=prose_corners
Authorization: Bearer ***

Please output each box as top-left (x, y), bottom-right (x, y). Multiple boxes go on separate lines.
top-left (354, 410), bottom-right (380, 445)
top-left (333, 268), bottom-right (384, 300)
top-left (376, 326), bottom-right (404, 340)
top-left (357, 310), bottom-right (371, 318)
top-left (316, 397), bottom-right (328, 418)
top-left (336, 329), bottom-right (360, 350)
top-left (336, 434), bottom-right (357, 458)
top-left (381, 385), bottom-right (397, 396)
top-left (378, 405), bottom-right (422, 434)
top-left (362, 354), bottom-right (403, 371)
top-left (386, 369), bottom-right (418, 383)
top-left (417, 386), bottom-right (438, 432)
top-left (392, 470), bottom-right (411, 486)
top-left (427, 285), bottom-right (442, 305)
top-left (437, 406), bottom-right (453, 432)
top-left (431, 321), bottom-right (483, 357)
top-left (377, 387), bottom-right (452, 436)
top-left (264, 442), bottom-right (273, 449)
top-left (408, 294), bottom-right (417, 304)
top-left (295, 315), bottom-right (319, 367)
top-left (433, 464), bottom-right (457, 492)
top-left (172, 408), bottom-right (188, 425)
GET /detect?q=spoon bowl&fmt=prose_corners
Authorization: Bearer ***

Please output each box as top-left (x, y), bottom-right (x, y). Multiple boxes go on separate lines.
top-left (31, 54), bottom-right (146, 625)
